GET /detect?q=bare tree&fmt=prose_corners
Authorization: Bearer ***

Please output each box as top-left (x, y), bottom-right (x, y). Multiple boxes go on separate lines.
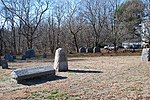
top-left (65, 1), bottom-right (83, 52)
top-left (47, 12), bottom-right (56, 54)
top-left (103, 0), bottom-right (129, 51)
top-left (81, 0), bottom-right (108, 47)
top-left (0, 19), bottom-right (7, 63)
top-left (1, 0), bottom-right (49, 49)
top-left (53, 1), bottom-right (66, 49)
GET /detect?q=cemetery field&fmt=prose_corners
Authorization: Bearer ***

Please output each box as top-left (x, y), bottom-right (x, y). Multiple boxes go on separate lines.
top-left (0, 56), bottom-right (150, 100)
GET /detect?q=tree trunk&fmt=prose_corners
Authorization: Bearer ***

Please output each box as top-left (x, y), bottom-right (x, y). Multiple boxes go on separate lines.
top-left (0, 30), bottom-right (3, 63)
top-left (18, 33), bottom-right (21, 54)
top-left (114, 42), bottom-right (117, 52)
top-left (12, 23), bottom-right (17, 54)
top-left (73, 34), bottom-right (79, 53)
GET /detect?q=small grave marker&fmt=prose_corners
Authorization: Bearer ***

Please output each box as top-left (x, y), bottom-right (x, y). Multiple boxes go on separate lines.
top-left (25, 49), bottom-right (35, 58)
top-left (43, 53), bottom-right (47, 58)
top-left (4, 54), bottom-right (14, 62)
top-left (79, 47), bottom-right (86, 53)
top-left (1, 60), bottom-right (8, 69)
top-left (93, 47), bottom-right (101, 53)
top-left (21, 55), bottom-right (26, 60)
top-left (86, 48), bottom-right (93, 53)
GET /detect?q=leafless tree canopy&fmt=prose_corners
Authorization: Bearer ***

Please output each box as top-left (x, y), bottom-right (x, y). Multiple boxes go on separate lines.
top-left (0, 0), bottom-right (148, 55)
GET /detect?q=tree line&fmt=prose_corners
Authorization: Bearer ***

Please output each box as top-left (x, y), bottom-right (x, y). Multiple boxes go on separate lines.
top-left (0, 0), bottom-right (148, 56)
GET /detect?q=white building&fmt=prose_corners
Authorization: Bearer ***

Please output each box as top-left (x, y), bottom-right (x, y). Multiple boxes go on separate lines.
top-left (140, 20), bottom-right (150, 46)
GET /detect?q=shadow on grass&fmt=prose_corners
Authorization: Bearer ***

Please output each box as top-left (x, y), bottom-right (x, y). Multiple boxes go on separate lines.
top-left (67, 69), bottom-right (103, 73)
top-left (7, 68), bottom-right (17, 70)
top-left (18, 75), bottom-right (67, 86)
top-left (68, 58), bottom-right (87, 62)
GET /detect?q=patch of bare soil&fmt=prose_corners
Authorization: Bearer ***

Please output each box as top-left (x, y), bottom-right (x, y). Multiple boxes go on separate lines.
top-left (0, 56), bottom-right (150, 100)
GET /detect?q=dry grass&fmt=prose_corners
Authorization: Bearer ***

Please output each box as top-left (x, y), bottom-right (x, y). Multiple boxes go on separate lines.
top-left (0, 56), bottom-right (150, 100)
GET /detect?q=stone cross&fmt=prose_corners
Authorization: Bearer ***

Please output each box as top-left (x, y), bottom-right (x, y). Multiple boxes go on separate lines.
top-left (54, 48), bottom-right (68, 71)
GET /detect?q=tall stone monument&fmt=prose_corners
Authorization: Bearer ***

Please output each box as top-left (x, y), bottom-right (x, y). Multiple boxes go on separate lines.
top-left (141, 48), bottom-right (150, 61)
top-left (54, 48), bottom-right (68, 71)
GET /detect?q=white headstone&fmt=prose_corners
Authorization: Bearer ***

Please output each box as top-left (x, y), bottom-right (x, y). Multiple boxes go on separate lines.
top-left (54, 48), bottom-right (68, 71)
top-left (141, 48), bottom-right (150, 61)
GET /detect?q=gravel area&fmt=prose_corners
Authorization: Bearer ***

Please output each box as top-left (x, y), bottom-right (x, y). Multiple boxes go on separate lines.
top-left (0, 56), bottom-right (150, 100)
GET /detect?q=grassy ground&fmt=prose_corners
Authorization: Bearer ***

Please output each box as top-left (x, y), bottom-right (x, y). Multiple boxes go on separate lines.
top-left (0, 52), bottom-right (150, 100)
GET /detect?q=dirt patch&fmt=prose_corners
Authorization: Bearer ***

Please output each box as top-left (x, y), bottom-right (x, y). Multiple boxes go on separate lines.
top-left (0, 56), bottom-right (150, 100)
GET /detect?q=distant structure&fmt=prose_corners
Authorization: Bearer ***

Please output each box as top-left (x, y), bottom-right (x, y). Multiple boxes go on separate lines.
top-left (140, 20), bottom-right (150, 47)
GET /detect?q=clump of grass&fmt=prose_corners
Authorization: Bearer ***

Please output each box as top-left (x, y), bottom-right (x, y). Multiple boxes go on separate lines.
top-left (29, 90), bottom-right (79, 100)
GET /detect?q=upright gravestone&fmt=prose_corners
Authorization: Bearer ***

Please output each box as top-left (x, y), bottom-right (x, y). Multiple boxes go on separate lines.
top-left (1, 59), bottom-right (8, 69)
top-left (0, 59), bottom-right (2, 66)
top-left (21, 55), bottom-right (26, 60)
top-left (4, 54), bottom-right (14, 62)
top-left (43, 53), bottom-right (47, 58)
top-left (79, 47), bottom-right (86, 53)
top-left (141, 48), bottom-right (150, 61)
top-left (93, 47), bottom-right (101, 53)
top-left (86, 48), bottom-right (93, 53)
top-left (13, 55), bottom-right (16, 60)
top-left (54, 48), bottom-right (68, 71)
top-left (25, 49), bottom-right (35, 58)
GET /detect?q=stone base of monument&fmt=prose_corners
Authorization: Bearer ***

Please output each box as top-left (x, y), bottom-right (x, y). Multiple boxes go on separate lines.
top-left (141, 48), bottom-right (150, 61)
top-left (11, 66), bottom-right (55, 83)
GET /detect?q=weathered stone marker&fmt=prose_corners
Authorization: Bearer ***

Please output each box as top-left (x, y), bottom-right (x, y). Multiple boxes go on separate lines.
top-left (54, 48), bottom-right (68, 71)
top-left (11, 66), bottom-right (55, 83)
top-left (13, 55), bottom-right (16, 59)
top-left (86, 48), bottom-right (93, 53)
top-left (141, 48), bottom-right (150, 61)
top-left (93, 47), bottom-right (101, 53)
top-left (21, 55), bottom-right (26, 60)
top-left (4, 54), bottom-right (14, 62)
top-left (1, 59), bottom-right (8, 69)
top-left (43, 53), bottom-right (47, 58)
top-left (25, 49), bottom-right (36, 58)
top-left (79, 47), bottom-right (86, 53)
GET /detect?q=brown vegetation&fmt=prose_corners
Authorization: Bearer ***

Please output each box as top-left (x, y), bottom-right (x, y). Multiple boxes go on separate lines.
top-left (0, 56), bottom-right (150, 99)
